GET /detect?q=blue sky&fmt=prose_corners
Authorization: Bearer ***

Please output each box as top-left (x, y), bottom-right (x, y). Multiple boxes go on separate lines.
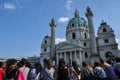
top-left (0, 0), bottom-right (120, 58)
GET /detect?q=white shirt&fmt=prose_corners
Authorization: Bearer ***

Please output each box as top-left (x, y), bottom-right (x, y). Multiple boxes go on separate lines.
top-left (71, 67), bottom-right (81, 80)
top-left (94, 66), bottom-right (107, 78)
top-left (44, 67), bottom-right (55, 80)
top-left (19, 67), bottom-right (30, 80)
top-left (29, 69), bottom-right (36, 80)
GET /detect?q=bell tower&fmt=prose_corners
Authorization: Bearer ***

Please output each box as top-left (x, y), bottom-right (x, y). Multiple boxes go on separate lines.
top-left (49, 18), bottom-right (56, 60)
top-left (85, 7), bottom-right (99, 64)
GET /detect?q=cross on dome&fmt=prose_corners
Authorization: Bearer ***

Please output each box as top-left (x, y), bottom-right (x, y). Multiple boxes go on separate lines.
top-left (74, 9), bottom-right (80, 17)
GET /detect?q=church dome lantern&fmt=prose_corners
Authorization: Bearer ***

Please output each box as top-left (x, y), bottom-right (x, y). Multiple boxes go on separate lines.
top-left (67, 10), bottom-right (87, 30)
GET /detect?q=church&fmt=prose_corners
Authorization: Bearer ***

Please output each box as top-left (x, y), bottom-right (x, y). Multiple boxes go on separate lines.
top-left (40, 7), bottom-right (119, 67)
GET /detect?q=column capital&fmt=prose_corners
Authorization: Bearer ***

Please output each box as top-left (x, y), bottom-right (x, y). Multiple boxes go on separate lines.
top-left (49, 18), bottom-right (57, 27)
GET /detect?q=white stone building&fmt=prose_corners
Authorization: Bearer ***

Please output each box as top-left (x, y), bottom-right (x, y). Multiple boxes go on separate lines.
top-left (40, 7), bottom-right (119, 67)
top-left (27, 55), bottom-right (40, 67)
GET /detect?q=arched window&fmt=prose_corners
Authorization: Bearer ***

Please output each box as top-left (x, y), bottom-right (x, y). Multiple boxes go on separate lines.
top-left (44, 48), bottom-right (47, 52)
top-left (84, 33), bottom-right (87, 39)
top-left (105, 52), bottom-right (112, 62)
top-left (72, 23), bottom-right (74, 27)
top-left (72, 33), bottom-right (76, 39)
top-left (104, 39), bottom-right (109, 43)
top-left (84, 43), bottom-right (87, 46)
top-left (85, 52), bottom-right (88, 58)
top-left (103, 28), bottom-right (107, 32)
top-left (45, 40), bottom-right (47, 44)
top-left (105, 52), bottom-right (112, 57)
top-left (43, 58), bottom-right (47, 67)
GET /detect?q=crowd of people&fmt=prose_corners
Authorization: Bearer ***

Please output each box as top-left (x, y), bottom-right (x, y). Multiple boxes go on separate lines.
top-left (0, 57), bottom-right (120, 80)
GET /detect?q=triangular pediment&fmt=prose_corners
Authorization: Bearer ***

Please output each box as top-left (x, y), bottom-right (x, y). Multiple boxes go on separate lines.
top-left (56, 42), bottom-right (81, 50)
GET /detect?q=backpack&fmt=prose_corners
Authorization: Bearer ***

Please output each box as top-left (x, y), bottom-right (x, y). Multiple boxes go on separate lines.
top-left (17, 69), bottom-right (25, 80)
top-left (6, 67), bottom-right (17, 79)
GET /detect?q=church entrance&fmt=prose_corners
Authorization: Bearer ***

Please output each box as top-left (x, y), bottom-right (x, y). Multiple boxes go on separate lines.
top-left (105, 51), bottom-right (113, 62)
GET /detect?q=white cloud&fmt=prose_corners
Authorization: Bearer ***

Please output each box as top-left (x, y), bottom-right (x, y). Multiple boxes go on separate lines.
top-left (3, 3), bottom-right (16, 10)
top-left (65, 0), bottom-right (74, 10)
top-left (55, 38), bottom-right (66, 44)
top-left (58, 17), bottom-right (69, 23)
top-left (116, 38), bottom-right (120, 50)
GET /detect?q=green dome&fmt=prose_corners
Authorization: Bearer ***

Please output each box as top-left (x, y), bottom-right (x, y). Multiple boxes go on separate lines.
top-left (67, 17), bottom-right (87, 29)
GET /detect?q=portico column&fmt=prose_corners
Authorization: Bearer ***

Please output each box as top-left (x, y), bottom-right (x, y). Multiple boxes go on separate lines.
top-left (60, 53), bottom-right (62, 58)
top-left (75, 51), bottom-right (77, 61)
top-left (79, 51), bottom-right (82, 65)
top-left (70, 51), bottom-right (72, 65)
top-left (56, 53), bottom-right (58, 65)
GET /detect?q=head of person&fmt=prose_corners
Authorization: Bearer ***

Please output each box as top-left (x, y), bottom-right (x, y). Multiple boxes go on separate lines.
top-left (82, 61), bottom-right (93, 71)
top-left (35, 63), bottom-right (41, 68)
top-left (47, 58), bottom-right (53, 68)
top-left (72, 61), bottom-right (77, 68)
top-left (100, 58), bottom-right (105, 64)
top-left (11, 59), bottom-right (17, 66)
top-left (94, 62), bottom-right (100, 67)
top-left (115, 57), bottom-right (120, 63)
top-left (34, 63), bottom-right (42, 73)
top-left (82, 61), bottom-right (88, 67)
top-left (0, 62), bottom-right (4, 68)
top-left (20, 58), bottom-right (27, 67)
top-left (58, 58), bottom-right (66, 69)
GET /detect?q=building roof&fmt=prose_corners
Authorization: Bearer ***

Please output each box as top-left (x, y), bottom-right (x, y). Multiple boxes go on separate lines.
top-left (67, 10), bottom-right (87, 29)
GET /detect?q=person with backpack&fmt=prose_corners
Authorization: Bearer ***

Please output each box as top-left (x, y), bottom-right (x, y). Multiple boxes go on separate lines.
top-left (6, 59), bottom-right (18, 80)
top-left (81, 61), bottom-right (96, 80)
top-left (18, 58), bottom-right (30, 80)
top-left (93, 62), bottom-right (107, 80)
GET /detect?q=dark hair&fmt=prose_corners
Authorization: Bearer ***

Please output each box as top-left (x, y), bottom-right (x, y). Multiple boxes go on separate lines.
top-left (72, 61), bottom-right (77, 67)
top-left (94, 62), bottom-right (100, 67)
top-left (115, 57), bottom-right (120, 63)
top-left (11, 59), bottom-right (17, 65)
top-left (0, 62), bottom-right (3, 68)
top-left (58, 58), bottom-right (66, 68)
top-left (82, 61), bottom-right (88, 67)
top-left (20, 58), bottom-right (27, 66)
top-left (35, 63), bottom-right (41, 68)
top-left (72, 61), bottom-right (80, 75)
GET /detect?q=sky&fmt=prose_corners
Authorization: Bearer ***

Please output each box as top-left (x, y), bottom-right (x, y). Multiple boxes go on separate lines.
top-left (0, 0), bottom-right (120, 58)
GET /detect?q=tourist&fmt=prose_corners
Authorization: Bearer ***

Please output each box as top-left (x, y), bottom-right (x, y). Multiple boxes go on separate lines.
top-left (18, 58), bottom-right (30, 80)
top-left (6, 59), bottom-right (18, 80)
top-left (43, 58), bottom-right (56, 80)
top-left (81, 61), bottom-right (95, 80)
top-left (28, 63), bottom-right (36, 80)
top-left (28, 62), bottom-right (43, 80)
top-left (0, 62), bottom-right (6, 80)
top-left (71, 61), bottom-right (81, 80)
top-left (57, 58), bottom-right (70, 80)
top-left (93, 62), bottom-right (107, 80)
top-left (100, 58), bottom-right (116, 80)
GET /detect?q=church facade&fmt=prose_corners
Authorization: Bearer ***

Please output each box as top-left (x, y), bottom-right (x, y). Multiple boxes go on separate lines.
top-left (40, 7), bottom-right (119, 67)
